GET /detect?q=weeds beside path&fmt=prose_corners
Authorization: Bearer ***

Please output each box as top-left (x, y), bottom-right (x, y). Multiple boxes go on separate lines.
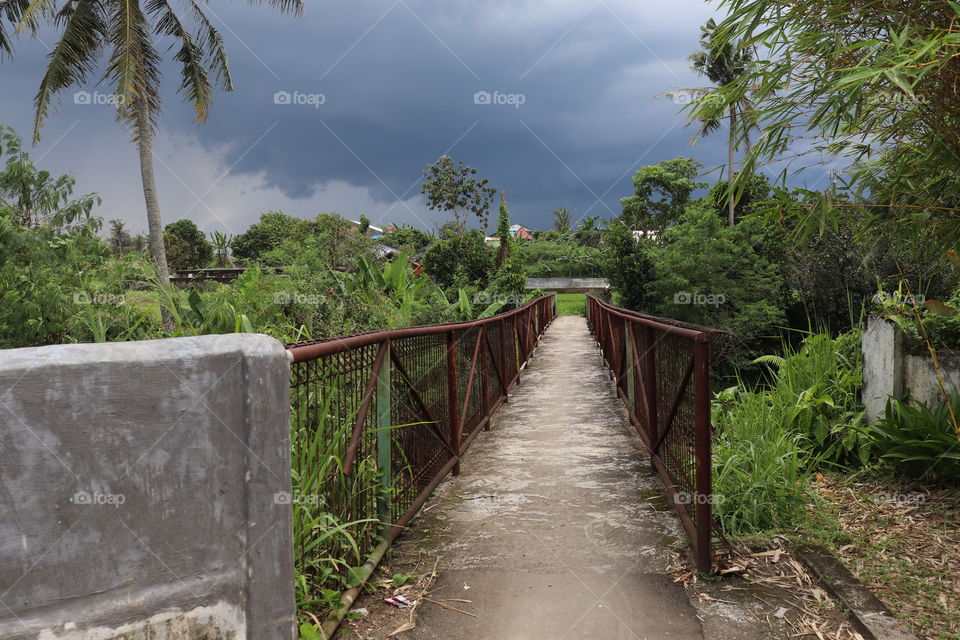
top-left (816, 477), bottom-right (960, 640)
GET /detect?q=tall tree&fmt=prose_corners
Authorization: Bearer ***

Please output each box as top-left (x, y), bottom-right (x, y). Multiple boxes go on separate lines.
top-left (704, 1), bottom-right (960, 248)
top-left (620, 158), bottom-right (707, 234)
top-left (108, 218), bottom-right (131, 254)
top-left (495, 191), bottom-right (511, 268)
top-left (552, 208), bottom-right (571, 233)
top-left (0, 126), bottom-right (100, 228)
top-left (420, 155), bottom-right (496, 233)
top-left (2, 0), bottom-right (303, 285)
top-left (673, 19), bottom-right (754, 226)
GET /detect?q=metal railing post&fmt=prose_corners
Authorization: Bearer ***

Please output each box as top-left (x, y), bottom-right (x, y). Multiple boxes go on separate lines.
top-left (480, 329), bottom-right (490, 430)
top-left (376, 339), bottom-right (393, 526)
top-left (643, 326), bottom-right (659, 447)
top-left (500, 318), bottom-right (509, 400)
top-left (625, 320), bottom-right (635, 412)
top-left (693, 336), bottom-right (712, 573)
top-left (447, 330), bottom-right (460, 476)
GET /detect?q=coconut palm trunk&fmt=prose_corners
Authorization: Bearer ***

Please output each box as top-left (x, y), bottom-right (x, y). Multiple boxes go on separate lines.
top-left (136, 99), bottom-right (170, 285)
top-left (727, 104), bottom-right (737, 226)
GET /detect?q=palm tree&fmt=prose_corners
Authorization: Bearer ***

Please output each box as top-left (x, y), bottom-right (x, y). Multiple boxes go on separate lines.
top-left (210, 230), bottom-right (232, 266)
top-left (108, 218), bottom-right (131, 254)
top-left (689, 19), bottom-right (754, 226)
top-left (663, 19), bottom-right (754, 226)
top-left (1, 0), bottom-right (303, 286)
top-left (574, 215), bottom-right (604, 248)
top-left (552, 208), bottom-right (571, 233)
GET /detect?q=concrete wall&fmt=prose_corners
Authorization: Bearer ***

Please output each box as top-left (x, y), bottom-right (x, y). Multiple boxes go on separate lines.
top-left (0, 335), bottom-right (295, 639)
top-left (526, 278), bottom-right (609, 291)
top-left (863, 316), bottom-right (960, 422)
top-left (904, 351), bottom-right (960, 407)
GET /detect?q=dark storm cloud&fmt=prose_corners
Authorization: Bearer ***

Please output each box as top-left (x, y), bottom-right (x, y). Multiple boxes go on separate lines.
top-left (0, 0), bottom-right (736, 231)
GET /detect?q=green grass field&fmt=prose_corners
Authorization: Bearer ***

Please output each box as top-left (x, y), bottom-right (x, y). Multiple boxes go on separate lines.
top-left (555, 293), bottom-right (586, 316)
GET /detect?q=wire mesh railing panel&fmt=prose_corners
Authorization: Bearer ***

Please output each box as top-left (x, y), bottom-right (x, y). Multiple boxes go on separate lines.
top-left (289, 344), bottom-right (382, 571)
top-left (586, 295), bottom-right (727, 573)
top-left (655, 332), bottom-right (698, 519)
top-left (389, 333), bottom-right (451, 522)
top-left (285, 295), bottom-right (556, 584)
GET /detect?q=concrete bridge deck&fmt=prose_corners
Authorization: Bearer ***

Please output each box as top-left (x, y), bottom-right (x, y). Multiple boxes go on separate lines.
top-left (390, 315), bottom-right (711, 639)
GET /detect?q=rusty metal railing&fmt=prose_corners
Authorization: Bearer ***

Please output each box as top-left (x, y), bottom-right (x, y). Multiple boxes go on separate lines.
top-left (586, 295), bottom-right (731, 572)
top-left (285, 294), bottom-right (556, 577)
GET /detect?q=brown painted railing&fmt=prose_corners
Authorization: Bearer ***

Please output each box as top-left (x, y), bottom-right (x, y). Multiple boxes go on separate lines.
top-left (586, 295), bottom-right (731, 572)
top-left (285, 294), bottom-right (556, 565)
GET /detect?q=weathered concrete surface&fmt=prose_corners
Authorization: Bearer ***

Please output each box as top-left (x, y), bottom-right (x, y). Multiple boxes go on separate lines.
top-left (398, 316), bottom-right (705, 639)
top-left (0, 335), bottom-right (295, 639)
top-left (863, 316), bottom-right (905, 423)
top-left (800, 547), bottom-right (918, 640)
top-left (863, 315), bottom-right (960, 421)
top-left (525, 277), bottom-right (609, 291)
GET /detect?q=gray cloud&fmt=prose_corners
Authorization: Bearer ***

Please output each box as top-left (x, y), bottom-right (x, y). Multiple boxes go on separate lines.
top-left (0, 0), bottom-right (747, 235)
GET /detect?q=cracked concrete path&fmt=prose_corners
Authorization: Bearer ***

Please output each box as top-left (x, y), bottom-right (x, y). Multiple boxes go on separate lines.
top-left (395, 315), bottom-right (708, 639)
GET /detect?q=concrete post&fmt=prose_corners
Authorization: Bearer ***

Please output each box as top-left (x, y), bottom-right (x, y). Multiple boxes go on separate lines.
top-left (0, 335), bottom-right (295, 639)
top-left (862, 316), bottom-right (904, 423)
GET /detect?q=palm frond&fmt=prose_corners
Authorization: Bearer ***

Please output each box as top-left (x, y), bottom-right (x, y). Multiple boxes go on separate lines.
top-left (11, 0), bottom-right (51, 35)
top-left (32, 0), bottom-right (106, 141)
top-left (182, 0), bottom-right (232, 91)
top-left (104, 0), bottom-right (162, 133)
top-left (0, 0), bottom-right (35, 56)
top-left (147, 0), bottom-right (211, 120)
top-left (690, 116), bottom-right (721, 144)
top-left (248, 0), bottom-right (303, 17)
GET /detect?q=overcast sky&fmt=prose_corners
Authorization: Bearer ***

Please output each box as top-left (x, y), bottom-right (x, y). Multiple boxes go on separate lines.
top-left (0, 0), bottom-right (810, 236)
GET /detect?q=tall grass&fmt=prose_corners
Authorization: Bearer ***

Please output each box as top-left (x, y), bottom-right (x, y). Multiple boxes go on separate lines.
top-left (712, 389), bottom-right (809, 535)
top-left (712, 330), bottom-right (867, 537)
top-left (290, 380), bottom-right (379, 612)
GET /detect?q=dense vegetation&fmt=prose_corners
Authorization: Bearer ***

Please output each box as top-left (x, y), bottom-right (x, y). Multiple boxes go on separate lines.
top-left (5, 2), bottom-right (960, 635)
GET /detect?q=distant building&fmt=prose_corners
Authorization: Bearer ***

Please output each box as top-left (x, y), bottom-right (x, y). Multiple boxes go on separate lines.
top-left (349, 219), bottom-right (395, 237)
top-left (632, 229), bottom-right (658, 242)
top-left (509, 224), bottom-right (534, 241)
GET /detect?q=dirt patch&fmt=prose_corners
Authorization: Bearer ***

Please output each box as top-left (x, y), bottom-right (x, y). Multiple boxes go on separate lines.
top-left (816, 477), bottom-right (960, 639)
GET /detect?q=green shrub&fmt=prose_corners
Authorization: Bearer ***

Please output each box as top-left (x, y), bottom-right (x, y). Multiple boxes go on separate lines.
top-left (713, 387), bottom-right (811, 536)
top-left (602, 220), bottom-right (655, 311)
top-left (872, 396), bottom-right (960, 483)
top-left (644, 206), bottom-right (786, 366)
top-left (422, 230), bottom-right (494, 290)
top-left (712, 330), bottom-right (871, 536)
top-left (164, 218), bottom-right (213, 270)
top-left (524, 240), bottom-right (604, 278)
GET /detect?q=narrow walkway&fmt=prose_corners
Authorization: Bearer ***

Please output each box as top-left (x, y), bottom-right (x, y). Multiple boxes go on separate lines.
top-left (399, 316), bottom-right (705, 639)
